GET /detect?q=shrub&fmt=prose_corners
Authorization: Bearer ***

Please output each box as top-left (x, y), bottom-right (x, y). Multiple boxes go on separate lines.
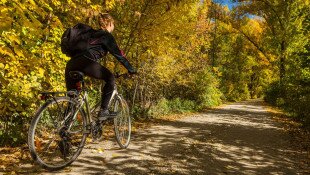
top-left (148, 98), bottom-right (196, 118)
top-left (264, 81), bottom-right (283, 106)
top-left (264, 80), bottom-right (310, 128)
top-left (193, 68), bottom-right (223, 108)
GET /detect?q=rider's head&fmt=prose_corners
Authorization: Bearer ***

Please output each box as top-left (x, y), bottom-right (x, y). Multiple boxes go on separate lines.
top-left (98, 13), bottom-right (114, 33)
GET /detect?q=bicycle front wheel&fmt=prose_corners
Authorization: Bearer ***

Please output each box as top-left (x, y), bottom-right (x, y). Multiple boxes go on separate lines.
top-left (28, 97), bottom-right (88, 170)
top-left (113, 96), bottom-right (131, 148)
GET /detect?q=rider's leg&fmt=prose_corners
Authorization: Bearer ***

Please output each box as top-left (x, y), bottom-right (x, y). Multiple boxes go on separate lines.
top-left (80, 60), bottom-right (115, 119)
top-left (65, 57), bottom-right (115, 119)
top-left (81, 61), bottom-right (115, 111)
top-left (65, 59), bottom-right (80, 91)
top-left (100, 73), bottom-right (115, 111)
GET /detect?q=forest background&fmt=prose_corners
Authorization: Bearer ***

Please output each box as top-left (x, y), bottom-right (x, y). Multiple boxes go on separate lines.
top-left (0, 0), bottom-right (309, 146)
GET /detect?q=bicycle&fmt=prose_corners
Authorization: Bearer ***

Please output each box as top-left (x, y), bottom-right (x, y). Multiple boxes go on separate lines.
top-left (27, 71), bottom-right (131, 170)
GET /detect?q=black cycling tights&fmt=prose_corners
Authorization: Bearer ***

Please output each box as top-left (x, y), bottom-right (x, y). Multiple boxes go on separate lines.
top-left (65, 56), bottom-right (115, 111)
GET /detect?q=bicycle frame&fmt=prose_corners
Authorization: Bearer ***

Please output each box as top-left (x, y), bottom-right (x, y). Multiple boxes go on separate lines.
top-left (51, 72), bottom-right (128, 134)
top-left (108, 87), bottom-right (119, 107)
top-left (68, 90), bottom-right (92, 131)
top-left (67, 86), bottom-right (119, 132)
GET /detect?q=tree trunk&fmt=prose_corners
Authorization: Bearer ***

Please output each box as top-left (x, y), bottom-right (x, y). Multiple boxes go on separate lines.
top-left (279, 41), bottom-right (286, 84)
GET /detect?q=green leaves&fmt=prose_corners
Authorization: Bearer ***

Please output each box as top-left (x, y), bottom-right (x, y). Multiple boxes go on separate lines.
top-left (230, 0), bottom-right (310, 126)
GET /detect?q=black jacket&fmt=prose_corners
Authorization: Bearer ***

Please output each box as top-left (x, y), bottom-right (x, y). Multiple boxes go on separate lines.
top-left (73, 29), bottom-right (135, 73)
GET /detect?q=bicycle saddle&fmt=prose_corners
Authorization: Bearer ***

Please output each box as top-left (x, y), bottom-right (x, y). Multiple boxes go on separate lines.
top-left (69, 71), bottom-right (85, 80)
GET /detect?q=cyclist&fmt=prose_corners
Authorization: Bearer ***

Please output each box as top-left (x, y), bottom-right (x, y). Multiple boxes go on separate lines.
top-left (65, 13), bottom-right (136, 120)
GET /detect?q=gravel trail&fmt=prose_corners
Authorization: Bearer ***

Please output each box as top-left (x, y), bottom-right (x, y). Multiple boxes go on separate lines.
top-left (18, 99), bottom-right (308, 175)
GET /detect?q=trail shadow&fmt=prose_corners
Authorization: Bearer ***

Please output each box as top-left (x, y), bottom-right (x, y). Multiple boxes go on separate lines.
top-left (66, 99), bottom-right (306, 174)
top-left (16, 99), bottom-right (307, 174)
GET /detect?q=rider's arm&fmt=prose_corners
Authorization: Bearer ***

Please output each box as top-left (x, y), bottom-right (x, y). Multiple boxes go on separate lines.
top-left (102, 32), bottom-right (136, 73)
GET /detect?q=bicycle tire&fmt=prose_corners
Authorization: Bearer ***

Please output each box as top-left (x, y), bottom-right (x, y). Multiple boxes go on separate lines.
top-left (113, 96), bottom-right (131, 148)
top-left (28, 97), bottom-right (88, 170)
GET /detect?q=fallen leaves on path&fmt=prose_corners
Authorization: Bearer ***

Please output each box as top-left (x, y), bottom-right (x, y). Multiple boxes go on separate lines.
top-left (267, 105), bottom-right (310, 174)
top-left (0, 145), bottom-right (33, 174)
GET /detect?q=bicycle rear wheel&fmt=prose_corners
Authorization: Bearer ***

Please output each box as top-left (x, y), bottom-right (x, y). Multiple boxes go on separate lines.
top-left (28, 97), bottom-right (87, 170)
top-left (113, 96), bottom-right (131, 148)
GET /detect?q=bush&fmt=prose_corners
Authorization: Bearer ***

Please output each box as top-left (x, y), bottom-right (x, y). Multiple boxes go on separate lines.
top-left (264, 80), bottom-right (310, 128)
top-left (0, 115), bottom-right (29, 146)
top-left (149, 98), bottom-right (196, 118)
top-left (193, 68), bottom-right (223, 108)
top-left (168, 98), bottom-right (196, 113)
top-left (264, 81), bottom-right (283, 106)
top-left (285, 83), bottom-right (310, 127)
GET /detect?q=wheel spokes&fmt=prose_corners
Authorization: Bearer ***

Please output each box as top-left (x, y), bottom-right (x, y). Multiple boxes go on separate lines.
top-left (32, 99), bottom-right (86, 167)
top-left (114, 98), bottom-right (131, 147)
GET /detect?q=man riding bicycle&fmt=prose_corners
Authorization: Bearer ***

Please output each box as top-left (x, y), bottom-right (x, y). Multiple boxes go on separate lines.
top-left (65, 13), bottom-right (136, 121)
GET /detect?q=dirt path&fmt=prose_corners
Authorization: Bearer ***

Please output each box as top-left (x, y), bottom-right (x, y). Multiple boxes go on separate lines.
top-left (17, 99), bottom-right (308, 174)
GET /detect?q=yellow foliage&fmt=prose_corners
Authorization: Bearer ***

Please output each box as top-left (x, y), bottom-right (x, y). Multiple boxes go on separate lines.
top-left (7, 35), bottom-right (21, 45)
top-left (38, 68), bottom-right (45, 78)
top-left (105, 0), bottom-right (115, 10)
top-left (28, 0), bottom-right (36, 6)
top-left (0, 47), bottom-right (14, 58)
top-left (13, 47), bottom-right (24, 58)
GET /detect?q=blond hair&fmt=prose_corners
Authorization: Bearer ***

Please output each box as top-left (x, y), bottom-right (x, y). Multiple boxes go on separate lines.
top-left (98, 13), bottom-right (114, 29)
